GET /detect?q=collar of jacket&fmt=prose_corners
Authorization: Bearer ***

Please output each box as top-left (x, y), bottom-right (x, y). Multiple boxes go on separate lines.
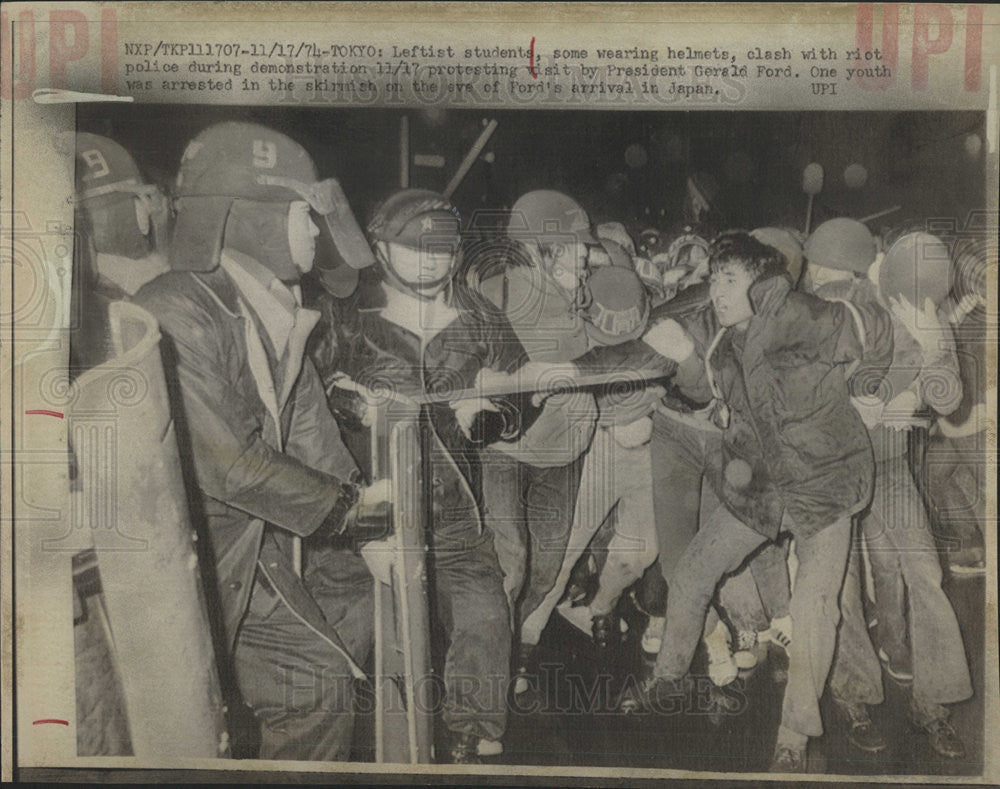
top-left (747, 272), bottom-right (794, 317)
top-left (191, 251), bottom-right (301, 315)
top-left (191, 264), bottom-right (243, 317)
top-left (220, 249), bottom-right (302, 358)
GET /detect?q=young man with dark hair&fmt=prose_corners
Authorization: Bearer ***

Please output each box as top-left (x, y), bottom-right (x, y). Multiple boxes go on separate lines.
top-left (636, 232), bottom-right (893, 772)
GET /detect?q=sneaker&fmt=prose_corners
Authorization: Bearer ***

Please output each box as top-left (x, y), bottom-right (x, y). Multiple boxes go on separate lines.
top-left (703, 623), bottom-right (738, 687)
top-left (641, 615), bottom-right (665, 655)
top-left (921, 716), bottom-right (966, 760)
top-left (512, 643), bottom-right (535, 696)
top-left (446, 732), bottom-right (482, 764)
top-left (477, 738), bottom-right (503, 757)
top-left (759, 615), bottom-right (793, 654)
top-left (878, 647), bottom-right (914, 683)
top-left (948, 546), bottom-right (986, 577)
top-left (836, 700), bottom-right (887, 753)
top-left (732, 629), bottom-right (760, 670)
top-left (769, 743), bottom-right (807, 773)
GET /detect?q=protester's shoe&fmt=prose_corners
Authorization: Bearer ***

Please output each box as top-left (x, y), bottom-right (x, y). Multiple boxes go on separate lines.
top-left (705, 683), bottom-right (743, 727)
top-left (446, 732), bottom-right (482, 764)
top-left (878, 647), bottom-right (914, 683)
top-left (768, 642), bottom-right (790, 685)
top-left (948, 546), bottom-right (986, 577)
top-left (703, 623), bottom-right (738, 687)
top-left (512, 643), bottom-right (535, 696)
top-left (836, 700), bottom-right (887, 753)
top-left (759, 615), bottom-right (793, 654)
top-left (477, 738), bottom-right (503, 757)
top-left (618, 675), bottom-right (685, 714)
top-left (592, 612), bottom-right (625, 649)
top-left (732, 629), bottom-right (761, 670)
top-left (921, 716), bottom-right (966, 760)
top-left (641, 615), bottom-right (665, 655)
top-left (769, 743), bottom-right (807, 773)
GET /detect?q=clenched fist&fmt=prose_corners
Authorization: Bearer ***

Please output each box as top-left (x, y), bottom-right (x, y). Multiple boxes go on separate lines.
top-left (641, 318), bottom-right (695, 362)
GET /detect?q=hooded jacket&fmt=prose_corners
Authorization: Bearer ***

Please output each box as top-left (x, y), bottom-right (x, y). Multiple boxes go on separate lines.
top-left (708, 273), bottom-right (893, 539)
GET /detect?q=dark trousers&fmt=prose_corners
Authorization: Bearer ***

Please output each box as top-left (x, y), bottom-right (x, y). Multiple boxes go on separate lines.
top-left (428, 496), bottom-right (512, 742)
top-left (233, 548), bottom-right (374, 761)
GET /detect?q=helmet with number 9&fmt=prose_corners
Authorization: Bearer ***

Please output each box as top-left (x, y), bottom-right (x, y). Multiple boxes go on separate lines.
top-left (71, 132), bottom-right (163, 259)
top-left (170, 122), bottom-right (318, 275)
top-left (170, 121), bottom-right (373, 292)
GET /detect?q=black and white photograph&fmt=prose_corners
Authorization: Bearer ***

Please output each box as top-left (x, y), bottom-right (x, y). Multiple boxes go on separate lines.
top-left (2, 3), bottom-right (998, 785)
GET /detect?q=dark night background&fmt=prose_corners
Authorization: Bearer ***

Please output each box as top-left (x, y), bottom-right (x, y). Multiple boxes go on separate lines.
top-left (79, 106), bottom-right (988, 240)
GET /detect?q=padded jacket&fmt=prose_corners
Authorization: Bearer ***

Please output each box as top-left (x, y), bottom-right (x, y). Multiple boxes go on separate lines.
top-left (707, 274), bottom-right (893, 539)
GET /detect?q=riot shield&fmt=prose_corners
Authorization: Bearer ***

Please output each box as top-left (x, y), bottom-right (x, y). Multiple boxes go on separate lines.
top-left (68, 301), bottom-right (228, 758)
top-left (370, 405), bottom-right (434, 763)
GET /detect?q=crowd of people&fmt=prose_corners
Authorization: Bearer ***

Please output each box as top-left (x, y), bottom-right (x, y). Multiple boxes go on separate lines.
top-left (70, 120), bottom-right (989, 772)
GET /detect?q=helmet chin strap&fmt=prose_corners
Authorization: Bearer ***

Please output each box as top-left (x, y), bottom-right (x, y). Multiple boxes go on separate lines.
top-left (382, 270), bottom-right (449, 301)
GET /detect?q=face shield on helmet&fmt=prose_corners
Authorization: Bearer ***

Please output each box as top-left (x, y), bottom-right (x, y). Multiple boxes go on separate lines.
top-left (380, 240), bottom-right (463, 299)
top-left (633, 227), bottom-right (710, 302)
top-left (66, 132), bottom-right (169, 260)
top-left (170, 122), bottom-right (374, 295)
top-left (879, 231), bottom-right (953, 309)
top-left (582, 265), bottom-right (649, 346)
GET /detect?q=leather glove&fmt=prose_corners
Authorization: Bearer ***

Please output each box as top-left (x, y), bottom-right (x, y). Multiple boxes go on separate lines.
top-left (453, 367), bottom-right (543, 445)
top-left (465, 395), bottom-right (546, 445)
top-left (316, 477), bottom-right (393, 547)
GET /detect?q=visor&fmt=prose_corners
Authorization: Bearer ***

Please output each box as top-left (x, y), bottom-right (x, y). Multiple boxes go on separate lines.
top-left (666, 232), bottom-right (711, 270)
top-left (79, 178), bottom-right (162, 202)
top-left (257, 174), bottom-right (376, 275)
top-left (169, 195), bottom-right (233, 271)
